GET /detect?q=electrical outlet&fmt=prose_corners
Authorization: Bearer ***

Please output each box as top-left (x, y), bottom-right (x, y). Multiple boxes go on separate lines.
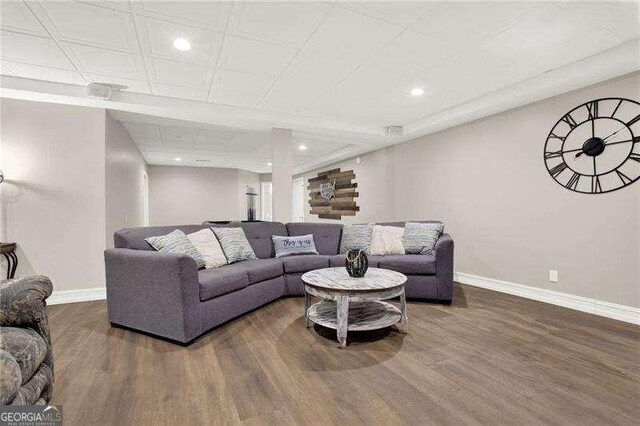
top-left (549, 270), bottom-right (559, 283)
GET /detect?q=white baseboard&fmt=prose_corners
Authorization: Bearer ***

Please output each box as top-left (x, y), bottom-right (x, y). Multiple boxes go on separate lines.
top-left (48, 287), bottom-right (106, 305)
top-left (454, 272), bottom-right (640, 325)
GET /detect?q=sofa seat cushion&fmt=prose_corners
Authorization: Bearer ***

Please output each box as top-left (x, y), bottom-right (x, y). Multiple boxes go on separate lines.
top-left (377, 254), bottom-right (436, 275)
top-left (0, 327), bottom-right (47, 385)
top-left (236, 259), bottom-right (283, 285)
top-left (282, 255), bottom-right (330, 274)
top-left (199, 268), bottom-right (248, 301)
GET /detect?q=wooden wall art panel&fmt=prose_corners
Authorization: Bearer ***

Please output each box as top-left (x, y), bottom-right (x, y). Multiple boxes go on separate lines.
top-left (308, 168), bottom-right (359, 220)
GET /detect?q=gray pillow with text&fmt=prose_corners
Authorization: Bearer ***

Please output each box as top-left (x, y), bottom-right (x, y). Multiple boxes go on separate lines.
top-left (272, 234), bottom-right (319, 258)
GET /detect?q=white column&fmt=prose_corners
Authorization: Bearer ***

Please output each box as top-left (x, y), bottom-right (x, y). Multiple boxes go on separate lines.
top-left (271, 128), bottom-right (293, 223)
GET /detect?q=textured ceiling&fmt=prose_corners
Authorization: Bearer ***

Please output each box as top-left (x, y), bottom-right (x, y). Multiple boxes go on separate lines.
top-left (1, 1), bottom-right (638, 171)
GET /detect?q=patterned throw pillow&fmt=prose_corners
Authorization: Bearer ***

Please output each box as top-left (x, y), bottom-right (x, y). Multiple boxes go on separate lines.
top-left (187, 229), bottom-right (227, 268)
top-left (339, 223), bottom-right (374, 254)
top-left (211, 227), bottom-right (257, 264)
top-left (272, 234), bottom-right (318, 258)
top-left (369, 225), bottom-right (405, 255)
top-left (402, 222), bottom-right (444, 255)
top-left (145, 229), bottom-right (205, 268)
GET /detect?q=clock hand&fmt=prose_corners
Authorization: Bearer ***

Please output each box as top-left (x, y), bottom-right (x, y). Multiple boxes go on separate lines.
top-left (602, 126), bottom-right (627, 142)
top-left (575, 127), bottom-right (631, 158)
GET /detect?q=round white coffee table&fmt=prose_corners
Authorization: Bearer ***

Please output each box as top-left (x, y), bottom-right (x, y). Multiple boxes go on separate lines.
top-left (301, 267), bottom-right (408, 347)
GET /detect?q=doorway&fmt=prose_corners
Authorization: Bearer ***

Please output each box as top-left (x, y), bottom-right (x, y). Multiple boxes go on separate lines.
top-left (261, 181), bottom-right (273, 221)
top-left (291, 177), bottom-right (305, 222)
top-left (142, 171), bottom-right (149, 226)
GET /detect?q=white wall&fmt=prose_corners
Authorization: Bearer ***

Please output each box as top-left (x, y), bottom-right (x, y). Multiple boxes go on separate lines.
top-left (0, 98), bottom-right (107, 291)
top-left (298, 73), bottom-right (640, 308)
top-left (105, 112), bottom-right (148, 248)
top-left (148, 165), bottom-right (260, 225)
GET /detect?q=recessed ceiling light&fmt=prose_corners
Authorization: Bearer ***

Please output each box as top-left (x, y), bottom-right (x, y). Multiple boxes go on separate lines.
top-left (410, 87), bottom-right (425, 97)
top-left (173, 38), bottom-right (191, 51)
top-left (174, 157), bottom-right (182, 162)
top-left (267, 162), bottom-right (272, 166)
top-left (298, 144), bottom-right (307, 151)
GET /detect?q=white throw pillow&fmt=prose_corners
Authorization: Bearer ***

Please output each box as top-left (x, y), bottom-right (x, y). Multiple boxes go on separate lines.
top-left (369, 225), bottom-right (405, 255)
top-left (187, 229), bottom-right (227, 268)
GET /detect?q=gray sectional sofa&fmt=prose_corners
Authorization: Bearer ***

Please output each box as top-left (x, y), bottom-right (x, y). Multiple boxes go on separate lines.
top-left (105, 221), bottom-right (453, 344)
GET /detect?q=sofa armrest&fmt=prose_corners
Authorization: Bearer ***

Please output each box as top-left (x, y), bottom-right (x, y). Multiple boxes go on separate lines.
top-left (0, 275), bottom-right (54, 379)
top-left (105, 248), bottom-right (202, 343)
top-left (0, 275), bottom-right (52, 327)
top-left (435, 233), bottom-right (454, 301)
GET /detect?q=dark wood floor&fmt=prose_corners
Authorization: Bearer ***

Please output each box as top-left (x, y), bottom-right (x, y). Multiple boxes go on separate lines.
top-left (48, 283), bottom-right (639, 425)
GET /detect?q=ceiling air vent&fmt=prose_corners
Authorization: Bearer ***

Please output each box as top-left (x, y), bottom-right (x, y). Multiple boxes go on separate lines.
top-left (386, 125), bottom-right (403, 136)
top-left (87, 82), bottom-right (128, 100)
top-left (195, 159), bottom-right (211, 163)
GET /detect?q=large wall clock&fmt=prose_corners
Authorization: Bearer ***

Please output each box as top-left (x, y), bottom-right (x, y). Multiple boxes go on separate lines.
top-left (544, 97), bottom-right (640, 194)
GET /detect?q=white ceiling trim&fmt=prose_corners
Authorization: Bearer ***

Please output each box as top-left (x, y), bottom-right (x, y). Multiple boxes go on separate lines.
top-left (1, 39), bottom-right (638, 174)
top-left (0, 74), bottom-right (386, 140)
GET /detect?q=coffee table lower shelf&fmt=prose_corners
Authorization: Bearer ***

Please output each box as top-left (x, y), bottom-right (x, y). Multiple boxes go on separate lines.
top-left (307, 300), bottom-right (401, 331)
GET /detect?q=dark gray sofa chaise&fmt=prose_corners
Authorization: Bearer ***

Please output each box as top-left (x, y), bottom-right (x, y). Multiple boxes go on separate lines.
top-left (105, 221), bottom-right (453, 344)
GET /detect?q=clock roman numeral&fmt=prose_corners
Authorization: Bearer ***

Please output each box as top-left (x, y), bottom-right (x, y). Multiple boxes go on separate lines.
top-left (629, 153), bottom-right (640, 163)
top-left (560, 114), bottom-right (578, 129)
top-left (612, 99), bottom-right (623, 118)
top-left (565, 172), bottom-right (580, 190)
top-left (627, 114), bottom-right (640, 127)
top-left (615, 169), bottom-right (632, 185)
top-left (544, 150), bottom-right (563, 159)
top-left (549, 132), bottom-right (566, 142)
top-left (586, 101), bottom-right (598, 119)
top-left (549, 162), bottom-right (568, 178)
top-left (591, 176), bottom-right (602, 193)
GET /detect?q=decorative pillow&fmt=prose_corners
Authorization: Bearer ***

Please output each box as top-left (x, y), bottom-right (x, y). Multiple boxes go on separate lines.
top-left (272, 234), bottom-right (318, 258)
top-left (369, 225), bottom-right (405, 255)
top-left (211, 227), bottom-right (257, 264)
top-left (187, 229), bottom-right (227, 268)
top-left (402, 222), bottom-right (444, 255)
top-left (145, 229), bottom-right (205, 268)
top-left (339, 223), bottom-right (374, 254)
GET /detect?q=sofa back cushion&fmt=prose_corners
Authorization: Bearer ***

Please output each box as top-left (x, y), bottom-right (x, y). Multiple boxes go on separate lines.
top-left (114, 225), bottom-right (208, 250)
top-left (238, 222), bottom-right (288, 258)
top-left (286, 223), bottom-right (342, 255)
